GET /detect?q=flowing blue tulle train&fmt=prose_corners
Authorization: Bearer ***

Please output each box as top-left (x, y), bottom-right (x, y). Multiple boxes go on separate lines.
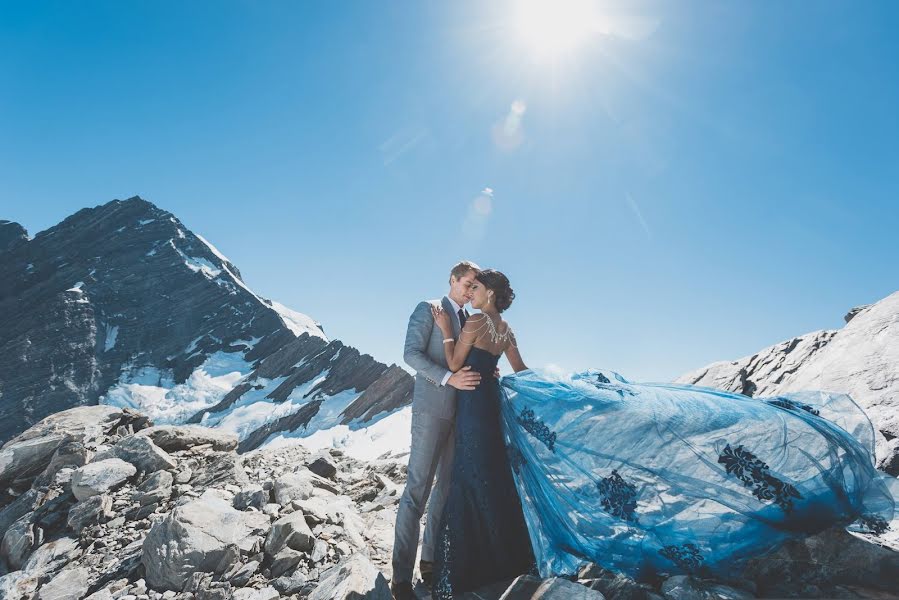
top-left (499, 368), bottom-right (896, 582)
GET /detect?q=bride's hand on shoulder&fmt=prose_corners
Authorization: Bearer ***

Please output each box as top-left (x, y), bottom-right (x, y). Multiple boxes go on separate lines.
top-left (430, 304), bottom-right (452, 336)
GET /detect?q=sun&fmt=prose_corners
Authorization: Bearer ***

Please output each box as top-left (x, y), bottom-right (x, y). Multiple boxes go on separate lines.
top-left (512, 0), bottom-right (601, 61)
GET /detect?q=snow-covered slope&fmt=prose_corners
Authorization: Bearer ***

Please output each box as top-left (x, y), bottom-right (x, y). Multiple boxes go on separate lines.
top-left (677, 291), bottom-right (899, 474)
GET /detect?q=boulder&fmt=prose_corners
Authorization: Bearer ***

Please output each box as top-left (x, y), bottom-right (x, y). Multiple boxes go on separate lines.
top-left (21, 536), bottom-right (81, 579)
top-left (273, 472), bottom-right (313, 506)
top-left (37, 566), bottom-right (91, 600)
top-left (71, 458), bottom-right (136, 501)
top-left (0, 406), bottom-right (132, 489)
top-left (137, 425), bottom-right (238, 452)
top-left (577, 563), bottom-right (664, 600)
top-left (308, 553), bottom-right (391, 600)
top-left (67, 494), bottom-right (113, 530)
top-left (111, 434), bottom-right (177, 473)
top-left (265, 511), bottom-right (315, 555)
top-left (1, 516), bottom-right (35, 570)
top-left (269, 547), bottom-right (303, 578)
top-left (232, 586), bottom-right (279, 600)
top-left (307, 457), bottom-right (337, 480)
top-left (499, 576), bottom-right (607, 599)
top-left (0, 571), bottom-right (40, 600)
top-left (142, 496), bottom-right (270, 590)
top-left (233, 484), bottom-right (268, 511)
top-left (135, 470), bottom-right (174, 505)
top-left (660, 576), bottom-right (753, 600)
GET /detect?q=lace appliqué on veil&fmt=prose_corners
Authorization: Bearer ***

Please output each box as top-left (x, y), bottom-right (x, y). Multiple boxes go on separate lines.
top-left (659, 543), bottom-right (704, 572)
top-left (718, 443), bottom-right (802, 513)
top-left (597, 469), bottom-right (639, 522)
top-left (519, 408), bottom-right (557, 452)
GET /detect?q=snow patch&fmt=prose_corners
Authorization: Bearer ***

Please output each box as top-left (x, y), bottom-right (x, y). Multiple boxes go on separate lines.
top-left (264, 405), bottom-right (413, 461)
top-left (100, 351), bottom-right (254, 424)
top-left (104, 325), bottom-right (119, 352)
top-left (269, 300), bottom-right (326, 340)
top-left (138, 218), bottom-right (155, 226)
top-left (196, 233), bottom-right (231, 263)
top-left (170, 241), bottom-right (222, 278)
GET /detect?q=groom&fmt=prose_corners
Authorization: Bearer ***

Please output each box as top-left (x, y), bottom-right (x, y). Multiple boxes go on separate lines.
top-left (391, 260), bottom-right (483, 599)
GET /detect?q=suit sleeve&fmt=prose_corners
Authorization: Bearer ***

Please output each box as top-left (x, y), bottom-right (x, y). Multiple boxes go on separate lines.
top-left (403, 301), bottom-right (452, 385)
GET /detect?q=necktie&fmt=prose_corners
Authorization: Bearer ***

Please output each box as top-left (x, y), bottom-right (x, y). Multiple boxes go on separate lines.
top-left (458, 308), bottom-right (467, 329)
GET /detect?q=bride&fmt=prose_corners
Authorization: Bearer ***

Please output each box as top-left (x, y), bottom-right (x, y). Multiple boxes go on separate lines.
top-left (429, 269), bottom-right (896, 597)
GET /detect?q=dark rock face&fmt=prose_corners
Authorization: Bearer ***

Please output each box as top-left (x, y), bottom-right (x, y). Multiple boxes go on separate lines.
top-left (0, 220), bottom-right (28, 252)
top-left (0, 197), bottom-right (413, 448)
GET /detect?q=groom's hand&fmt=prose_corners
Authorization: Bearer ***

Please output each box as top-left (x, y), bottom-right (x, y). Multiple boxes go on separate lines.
top-left (447, 366), bottom-right (481, 390)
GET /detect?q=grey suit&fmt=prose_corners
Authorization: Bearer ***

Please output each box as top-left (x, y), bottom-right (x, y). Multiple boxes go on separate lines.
top-left (392, 296), bottom-right (466, 584)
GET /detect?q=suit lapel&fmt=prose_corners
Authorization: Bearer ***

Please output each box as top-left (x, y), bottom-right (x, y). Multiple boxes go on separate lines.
top-left (442, 296), bottom-right (461, 337)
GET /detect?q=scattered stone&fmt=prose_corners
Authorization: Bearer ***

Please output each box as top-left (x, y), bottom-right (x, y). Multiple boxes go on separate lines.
top-left (269, 547), bottom-right (304, 578)
top-left (272, 472), bottom-right (313, 506)
top-left (1, 515), bottom-right (36, 569)
top-left (135, 470), bottom-right (174, 506)
top-left (271, 573), bottom-right (308, 595)
top-left (142, 497), bottom-right (269, 590)
top-left (37, 566), bottom-right (91, 600)
top-left (307, 457), bottom-right (337, 480)
top-left (265, 511), bottom-right (315, 555)
top-left (225, 559), bottom-right (260, 587)
top-left (112, 435), bottom-right (178, 474)
top-left (660, 575), bottom-right (753, 600)
top-left (233, 485), bottom-right (268, 511)
top-left (308, 553), bottom-right (391, 600)
top-left (68, 494), bottom-right (113, 531)
top-left (137, 426), bottom-right (239, 452)
top-left (71, 459), bottom-right (136, 501)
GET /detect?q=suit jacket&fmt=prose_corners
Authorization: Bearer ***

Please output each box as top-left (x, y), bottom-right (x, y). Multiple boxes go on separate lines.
top-left (403, 296), bottom-right (467, 420)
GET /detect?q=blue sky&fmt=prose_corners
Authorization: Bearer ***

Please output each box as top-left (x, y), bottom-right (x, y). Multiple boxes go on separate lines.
top-left (2, 1), bottom-right (898, 381)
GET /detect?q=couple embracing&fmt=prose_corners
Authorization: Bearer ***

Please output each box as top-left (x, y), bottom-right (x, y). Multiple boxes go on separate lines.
top-left (390, 262), bottom-right (896, 599)
top-left (391, 261), bottom-right (532, 599)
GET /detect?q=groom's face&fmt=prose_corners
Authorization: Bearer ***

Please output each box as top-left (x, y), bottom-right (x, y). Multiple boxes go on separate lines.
top-left (449, 270), bottom-right (478, 306)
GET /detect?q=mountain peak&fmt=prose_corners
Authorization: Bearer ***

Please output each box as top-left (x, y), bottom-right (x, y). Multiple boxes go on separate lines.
top-left (0, 220), bottom-right (28, 252)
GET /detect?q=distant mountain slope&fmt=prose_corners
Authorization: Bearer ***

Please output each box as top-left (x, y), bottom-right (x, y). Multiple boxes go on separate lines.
top-left (0, 197), bottom-right (411, 447)
top-left (677, 292), bottom-right (899, 474)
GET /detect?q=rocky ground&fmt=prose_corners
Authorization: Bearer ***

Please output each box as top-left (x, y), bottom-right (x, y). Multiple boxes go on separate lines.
top-left (1, 406), bottom-right (897, 600)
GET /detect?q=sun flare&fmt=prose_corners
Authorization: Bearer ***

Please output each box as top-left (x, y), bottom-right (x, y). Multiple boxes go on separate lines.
top-left (512, 0), bottom-right (601, 61)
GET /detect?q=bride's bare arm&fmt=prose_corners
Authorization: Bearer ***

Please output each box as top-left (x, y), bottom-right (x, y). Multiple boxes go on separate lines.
top-left (504, 331), bottom-right (528, 372)
top-left (431, 307), bottom-right (483, 372)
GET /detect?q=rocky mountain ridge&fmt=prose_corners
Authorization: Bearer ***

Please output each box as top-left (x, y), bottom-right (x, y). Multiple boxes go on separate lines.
top-left (676, 291), bottom-right (899, 475)
top-left (0, 197), bottom-right (412, 450)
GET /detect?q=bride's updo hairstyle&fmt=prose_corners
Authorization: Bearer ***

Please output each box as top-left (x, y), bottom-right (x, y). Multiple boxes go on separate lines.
top-left (476, 269), bottom-right (515, 313)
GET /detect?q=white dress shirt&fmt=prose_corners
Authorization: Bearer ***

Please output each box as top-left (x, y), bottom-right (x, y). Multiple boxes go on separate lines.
top-left (440, 296), bottom-right (465, 386)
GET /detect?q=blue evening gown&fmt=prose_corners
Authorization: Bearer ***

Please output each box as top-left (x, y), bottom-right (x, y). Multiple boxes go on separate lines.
top-left (499, 368), bottom-right (897, 583)
top-left (433, 347), bottom-right (536, 598)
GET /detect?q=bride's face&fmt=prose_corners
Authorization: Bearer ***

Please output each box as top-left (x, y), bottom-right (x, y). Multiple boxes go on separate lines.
top-left (469, 280), bottom-right (490, 309)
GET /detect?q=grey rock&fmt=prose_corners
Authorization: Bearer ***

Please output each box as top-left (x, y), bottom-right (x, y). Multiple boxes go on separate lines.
top-left (137, 425), bottom-right (238, 452)
top-left (233, 485), bottom-right (268, 511)
top-left (265, 511), bottom-right (315, 555)
top-left (0, 406), bottom-right (124, 487)
top-left (142, 497), bottom-right (269, 590)
top-left (271, 573), bottom-right (308, 595)
top-left (225, 559), bottom-right (259, 587)
top-left (112, 435), bottom-right (177, 473)
top-left (306, 457), bottom-right (337, 480)
top-left (269, 546), bottom-right (304, 578)
top-left (67, 494), bottom-right (113, 530)
top-left (37, 566), bottom-right (91, 600)
top-left (0, 220), bottom-right (28, 252)
top-left (577, 563), bottom-right (663, 600)
top-left (499, 576), bottom-right (606, 599)
top-left (22, 536), bottom-right (81, 579)
top-left (71, 458), bottom-right (136, 501)
top-left (232, 587), bottom-right (279, 600)
top-left (308, 553), bottom-right (391, 600)
top-left (1, 516), bottom-right (35, 570)
top-left (311, 539), bottom-right (328, 563)
top-left (742, 526), bottom-right (899, 595)
top-left (0, 570), bottom-right (40, 600)
top-left (660, 576), bottom-right (753, 600)
top-left (135, 470), bottom-right (174, 505)
top-left (272, 472), bottom-right (313, 506)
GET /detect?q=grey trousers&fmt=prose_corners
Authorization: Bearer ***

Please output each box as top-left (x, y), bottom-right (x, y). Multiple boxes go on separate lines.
top-left (391, 409), bottom-right (455, 584)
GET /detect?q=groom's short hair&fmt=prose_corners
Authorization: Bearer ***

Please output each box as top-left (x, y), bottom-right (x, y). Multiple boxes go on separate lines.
top-left (449, 260), bottom-right (481, 283)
